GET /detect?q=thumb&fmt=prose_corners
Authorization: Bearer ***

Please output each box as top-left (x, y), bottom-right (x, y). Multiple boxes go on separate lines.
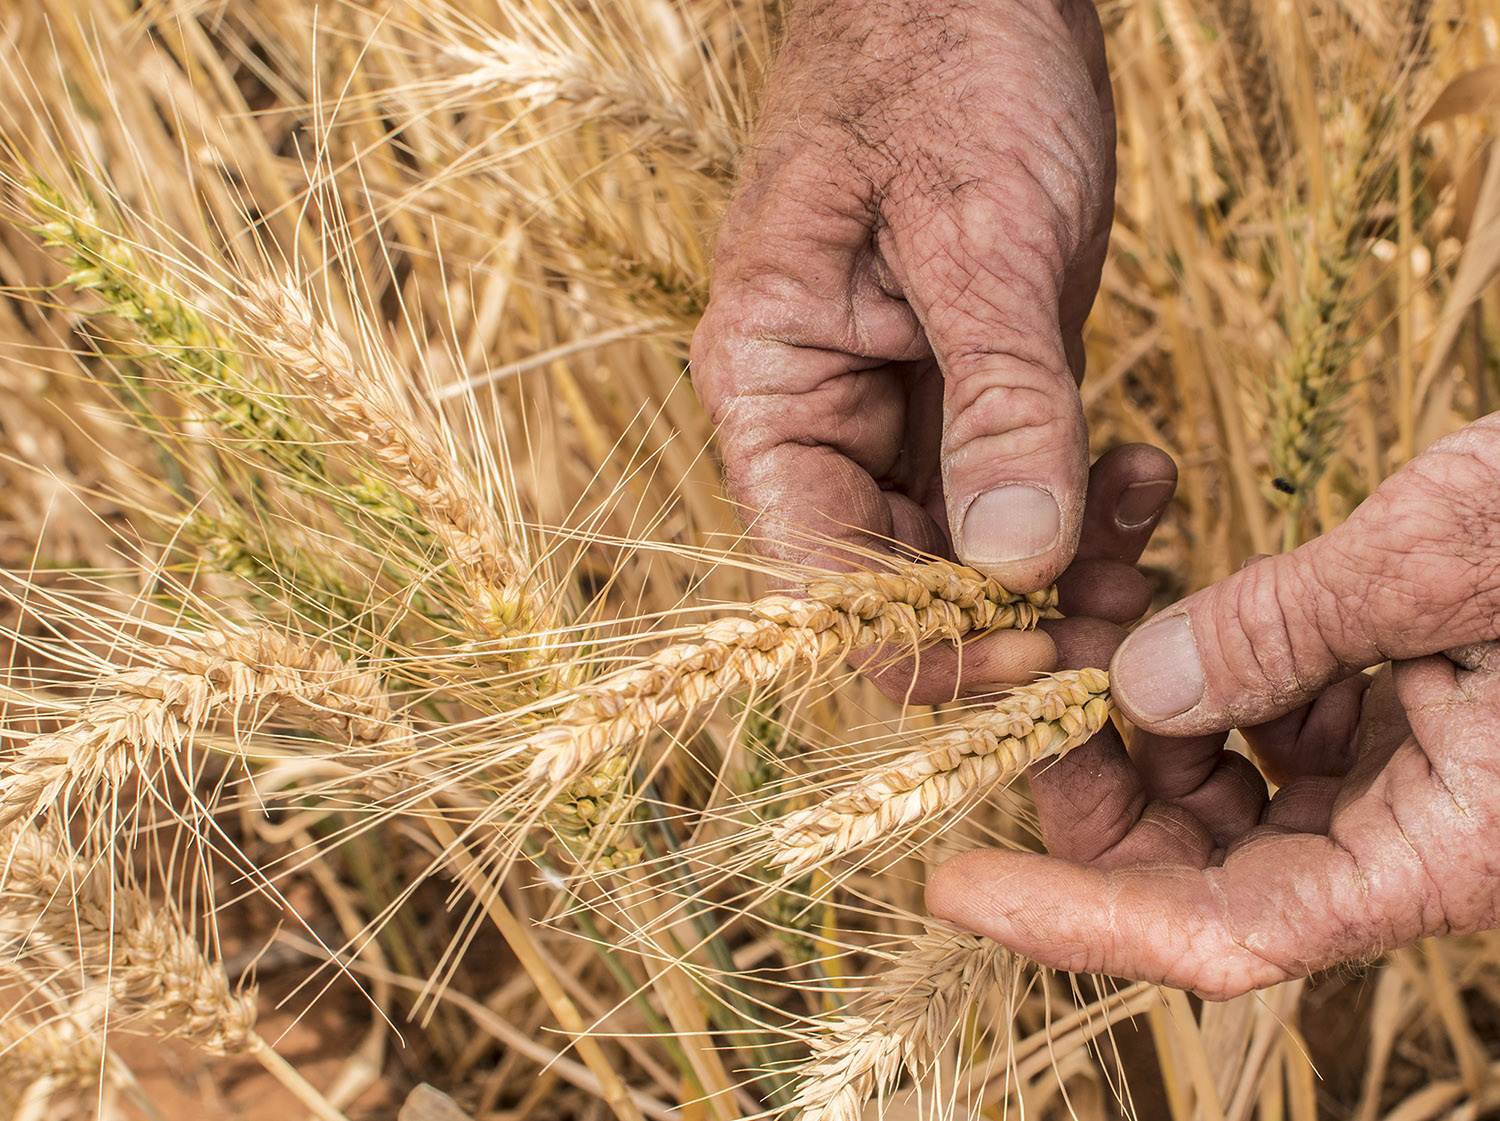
top-left (941, 343), bottom-right (1091, 592)
top-left (1110, 426), bottom-right (1500, 734)
top-left (882, 179), bottom-right (1097, 593)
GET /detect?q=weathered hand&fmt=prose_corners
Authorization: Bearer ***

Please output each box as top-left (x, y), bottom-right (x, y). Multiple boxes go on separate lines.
top-left (928, 413), bottom-right (1500, 998)
top-left (692, 0), bottom-right (1118, 699)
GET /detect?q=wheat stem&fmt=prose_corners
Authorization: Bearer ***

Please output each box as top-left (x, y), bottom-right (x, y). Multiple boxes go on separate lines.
top-left (247, 1035), bottom-right (353, 1121)
top-left (423, 813), bottom-right (650, 1121)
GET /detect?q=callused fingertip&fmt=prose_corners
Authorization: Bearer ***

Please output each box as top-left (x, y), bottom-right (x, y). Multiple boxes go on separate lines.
top-left (923, 848), bottom-right (995, 923)
top-left (1111, 614), bottom-right (1205, 724)
top-left (960, 484), bottom-right (1061, 568)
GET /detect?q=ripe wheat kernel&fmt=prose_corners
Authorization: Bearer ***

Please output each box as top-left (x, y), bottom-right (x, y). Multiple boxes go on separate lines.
top-left (772, 668), bottom-right (1112, 874)
top-left (524, 561), bottom-right (1060, 786)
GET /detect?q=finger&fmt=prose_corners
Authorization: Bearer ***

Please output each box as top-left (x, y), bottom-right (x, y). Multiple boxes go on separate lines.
top-left (1110, 418), bottom-right (1500, 735)
top-left (1126, 727), bottom-right (1233, 800)
top-left (1055, 561), bottom-right (1152, 625)
top-left (1238, 673), bottom-right (1371, 786)
top-left (692, 142), bottom-right (941, 570)
top-left (1027, 723), bottom-right (1145, 862)
top-left (926, 836), bottom-right (1343, 999)
top-left (883, 179), bottom-right (1108, 594)
top-left (933, 650), bottom-right (1500, 999)
top-left (1126, 728), bottom-right (1267, 846)
top-left (1053, 444), bottom-right (1177, 623)
top-left (1394, 649), bottom-right (1500, 803)
top-left (1075, 444), bottom-right (1178, 564)
top-left (1262, 775), bottom-right (1341, 834)
top-left (858, 629), bottom-right (1057, 705)
top-left (1043, 617), bottom-right (1126, 675)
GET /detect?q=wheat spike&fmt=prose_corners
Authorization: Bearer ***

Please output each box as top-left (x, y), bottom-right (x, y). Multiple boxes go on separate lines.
top-left (0, 822), bottom-right (255, 1054)
top-left (439, 34), bottom-right (736, 174)
top-left (0, 1014), bottom-right (107, 1096)
top-left (772, 668), bottom-right (1112, 874)
top-left (0, 628), bottom-right (406, 829)
top-left (786, 928), bottom-right (1015, 1121)
top-left (524, 561), bottom-right (1060, 786)
top-left (233, 277), bottom-right (548, 644)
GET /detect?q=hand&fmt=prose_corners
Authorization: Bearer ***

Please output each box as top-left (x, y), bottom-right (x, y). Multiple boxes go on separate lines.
top-left (927, 413), bottom-right (1500, 998)
top-left (691, 0), bottom-right (1119, 699)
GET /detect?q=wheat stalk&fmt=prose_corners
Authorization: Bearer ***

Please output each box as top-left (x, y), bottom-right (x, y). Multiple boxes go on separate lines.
top-left (771, 668), bottom-right (1112, 875)
top-left (523, 561), bottom-right (1060, 787)
top-left (0, 627), bottom-right (406, 829)
top-left (786, 928), bottom-right (1016, 1121)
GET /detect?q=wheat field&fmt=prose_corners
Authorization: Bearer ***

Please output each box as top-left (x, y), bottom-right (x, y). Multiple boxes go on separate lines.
top-left (2, 1), bottom-right (1500, 1119)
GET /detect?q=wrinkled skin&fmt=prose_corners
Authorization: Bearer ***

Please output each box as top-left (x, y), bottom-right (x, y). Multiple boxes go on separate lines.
top-left (691, 0), bottom-right (1123, 700)
top-left (929, 415), bottom-right (1500, 999)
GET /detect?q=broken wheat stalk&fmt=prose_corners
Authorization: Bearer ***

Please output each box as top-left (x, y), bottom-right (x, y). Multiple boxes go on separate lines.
top-left (786, 928), bottom-right (1015, 1121)
top-left (524, 560), bottom-right (1060, 786)
top-left (772, 668), bottom-right (1113, 875)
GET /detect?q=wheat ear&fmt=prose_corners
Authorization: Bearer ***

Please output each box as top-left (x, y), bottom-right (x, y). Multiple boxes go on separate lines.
top-left (524, 561), bottom-right (1060, 786)
top-left (0, 822), bottom-right (256, 1053)
top-left (771, 668), bottom-right (1112, 875)
top-left (233, 277), bottom-right (547, 644)
top-left (0, 1014), bottom-right (108, 1097)
top-left (440, 34), bottom-right (735, 173)
top-left (0, 628), bottom-right (405, 829)
top-left (786, 928), bottom-right (1015, 1121)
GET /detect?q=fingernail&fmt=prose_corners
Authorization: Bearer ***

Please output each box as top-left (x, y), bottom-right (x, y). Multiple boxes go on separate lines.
top-left (1115, 479), bottom-right (1175, 529)
top-left (1114, 614), bottom-right (1204, 721)
top-left (961, 485), bottom-right (1060, 565)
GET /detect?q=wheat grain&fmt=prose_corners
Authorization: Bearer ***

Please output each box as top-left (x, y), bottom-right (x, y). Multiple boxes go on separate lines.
top-left (524, 561), bottom-right (1060, 786)
top-left (771, 668), bottom-right (1112, 875)
top-left (787, 928), bottom-right (1015, 1121)
top-left (0, 627), bottom-right (405, 829)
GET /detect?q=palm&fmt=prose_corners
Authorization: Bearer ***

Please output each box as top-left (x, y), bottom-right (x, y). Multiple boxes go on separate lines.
top-left (930, 653), bottom-right (1500, 999)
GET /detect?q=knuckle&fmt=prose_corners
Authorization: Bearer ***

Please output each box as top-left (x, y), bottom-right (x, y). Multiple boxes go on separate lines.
top-left (1214, 562), bottom-right (1326, 716)
top-left (943, 379), bottom-right (1065, 456)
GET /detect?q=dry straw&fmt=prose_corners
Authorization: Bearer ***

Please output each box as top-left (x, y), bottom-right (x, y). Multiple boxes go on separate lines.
top-left (772, 668), bottom-right (1113, 874)
top-left (523, 560), bottom-right (1060, 786)
top-left (786, 928), bottom-right (1016, 1121)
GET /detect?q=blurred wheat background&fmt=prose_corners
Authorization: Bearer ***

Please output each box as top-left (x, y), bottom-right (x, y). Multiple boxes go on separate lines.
top-left (3, 0), bottom-right (1500, 1119)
